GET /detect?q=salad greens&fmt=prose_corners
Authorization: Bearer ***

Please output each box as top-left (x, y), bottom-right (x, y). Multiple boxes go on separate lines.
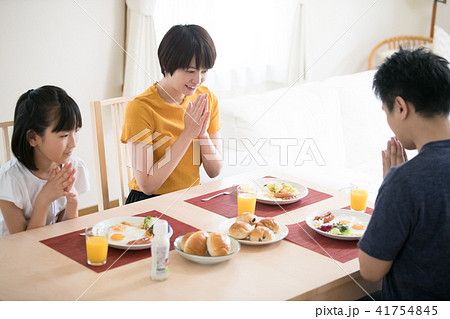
top-left (317, 221), bottom-right (351, 236)
top-left (264, 182), bottom-right (297, 194)
top-left (142, 216), bottom-right (154, 233)
top-left (329, 222), bottom-right (351, 236)
top-left (266, 182), bottom-right (283, 193)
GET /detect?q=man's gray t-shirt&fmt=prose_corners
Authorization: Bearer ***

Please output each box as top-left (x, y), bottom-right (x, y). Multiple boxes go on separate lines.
top-left (358, 139), bottom-right (450, 300)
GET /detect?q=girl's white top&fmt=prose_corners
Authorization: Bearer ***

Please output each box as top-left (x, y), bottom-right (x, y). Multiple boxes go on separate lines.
top-left (0, 156), bottom-right (89, 237)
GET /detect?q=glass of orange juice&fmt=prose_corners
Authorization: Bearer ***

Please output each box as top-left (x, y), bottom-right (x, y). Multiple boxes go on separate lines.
top-left (237, 183), bottom-right (257, 215)
top-left (85, 225), bottom-right (109, 266)
top-left (350, 187), bottom-right (368, 212)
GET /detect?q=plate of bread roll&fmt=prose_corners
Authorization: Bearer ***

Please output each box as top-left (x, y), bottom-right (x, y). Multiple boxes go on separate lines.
top-left (219, 212), bottom-right (289, 245)
top-left (174, 231), bottom-right (240, 264)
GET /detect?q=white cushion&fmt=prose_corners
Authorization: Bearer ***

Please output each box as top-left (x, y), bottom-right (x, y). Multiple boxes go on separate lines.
top-left (211, 71), bottom-right (399, 200)
top-left (229, 82), bottom-right (346, 174)
top-left (324, 70), bottom-right (393, 168)
top-left (434, 25), bottom-right (450, 63)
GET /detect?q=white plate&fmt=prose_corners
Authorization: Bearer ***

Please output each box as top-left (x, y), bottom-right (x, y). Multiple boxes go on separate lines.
top-left (305, 209), bottom-right (371, 241)
top-left (219, 217), bottom-right (289, 245)
top-left (254, 178), bottom-right (308, 205)
top-left (174, 234), bottom-right (240, 264)
top-left (95, 217), bottom-right (173, 250)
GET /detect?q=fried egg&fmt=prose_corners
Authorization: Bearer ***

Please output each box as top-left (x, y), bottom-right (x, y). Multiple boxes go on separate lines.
top-left (350, 223), bottom-right (367, 235)
top-left (352, 223), bottom-right (366, 230)
top-left (108, 226), bottom-right (147, 245)
top-left (110, 233), bottom-right (126, 241)
top-left (111, 224), bottom-right (127, 232)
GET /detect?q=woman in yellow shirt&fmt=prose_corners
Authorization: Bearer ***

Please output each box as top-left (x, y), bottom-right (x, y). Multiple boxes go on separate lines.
top-left (121, 24), bottom-right (223, 203)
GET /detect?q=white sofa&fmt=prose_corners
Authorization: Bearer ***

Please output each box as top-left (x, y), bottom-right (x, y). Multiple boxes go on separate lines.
top-left (202, 70), bottom-right (417, 202)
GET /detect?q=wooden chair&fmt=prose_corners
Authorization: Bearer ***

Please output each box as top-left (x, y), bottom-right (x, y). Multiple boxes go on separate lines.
top-left (0, 121), bottom-right (14, 166)
top-left (368, 35), bottom-right (433, 70)
top-left (91, 96), bottom-right (134, 211)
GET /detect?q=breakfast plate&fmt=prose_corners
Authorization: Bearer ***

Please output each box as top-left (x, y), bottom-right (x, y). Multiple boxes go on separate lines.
top-left (174, 235), bottom-right (240, 264)
top-left (219, 217), bottom-right (289, 245)
top-left (254, 178), bottom-right (308, 205)
top-left (305, 209), bottom-right (371, 241)
top-left (95, 217), bottom-right (173, 250)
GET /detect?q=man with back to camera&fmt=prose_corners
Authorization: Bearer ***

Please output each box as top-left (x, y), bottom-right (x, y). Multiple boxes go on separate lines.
top-left (358, 47), bottom-right (450, 300)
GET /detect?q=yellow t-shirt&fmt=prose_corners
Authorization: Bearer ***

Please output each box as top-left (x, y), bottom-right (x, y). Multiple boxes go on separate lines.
top-left (120, 83), bottom-right (221, 194)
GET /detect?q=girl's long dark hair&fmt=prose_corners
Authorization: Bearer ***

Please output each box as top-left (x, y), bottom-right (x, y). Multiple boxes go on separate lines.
top-left (11, 85), bottom-right (82, 170)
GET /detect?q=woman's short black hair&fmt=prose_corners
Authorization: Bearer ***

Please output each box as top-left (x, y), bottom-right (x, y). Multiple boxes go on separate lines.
top-left (158, 24), bottom-right (216, 76)
top-left (373, 47), bottom-right (450, 117)
top-left (11, 85), bottom-right (82, 171)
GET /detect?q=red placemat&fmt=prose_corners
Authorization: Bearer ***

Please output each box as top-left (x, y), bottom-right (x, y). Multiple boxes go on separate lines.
top-left (285, 221), bottom-right (359, 263)
top-left (284, 207), bottom-right (373, 263)
top-left (185, 187), bottom-right (333, 219)
top-left (40, 211), bottom-right (198, 273)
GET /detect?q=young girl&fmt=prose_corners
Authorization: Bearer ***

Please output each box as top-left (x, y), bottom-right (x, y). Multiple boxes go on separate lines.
top-left (0, 86), bottom-right (89, 237)
top-left (121, 24), bottom-right (223, 203)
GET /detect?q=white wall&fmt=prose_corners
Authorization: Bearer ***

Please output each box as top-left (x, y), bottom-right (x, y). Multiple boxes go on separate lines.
top-left (0, 0), bottom-right (449, 209)
top-left (439, 0), bottom-right (450, 31)
top-left (0, 0), bottom-right (125, 209)
top-left (307, 0), bottom-right (450, 80)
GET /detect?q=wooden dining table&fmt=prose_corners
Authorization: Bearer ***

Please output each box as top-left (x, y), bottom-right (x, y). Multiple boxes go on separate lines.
top-left (0, 169), bottom-right (380, 301)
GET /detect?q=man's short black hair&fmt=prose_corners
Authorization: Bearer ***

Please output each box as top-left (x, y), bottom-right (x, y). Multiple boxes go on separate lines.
top-left (373, 47), bottom-right (450, 117)
top-left (158, 24), bottom-right (216, 76)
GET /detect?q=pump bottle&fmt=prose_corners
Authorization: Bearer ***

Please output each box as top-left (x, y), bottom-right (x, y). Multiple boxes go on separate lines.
top-left (151, 219), bottom-right (169, 281)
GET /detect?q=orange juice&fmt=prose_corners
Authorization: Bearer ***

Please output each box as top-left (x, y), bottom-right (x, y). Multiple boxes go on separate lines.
top-left (237, 193), bottom-right (256, 214)
top-left (350, 189), bottom-right (368, 211)
top-left (86, 236), bottom-right (108, 265)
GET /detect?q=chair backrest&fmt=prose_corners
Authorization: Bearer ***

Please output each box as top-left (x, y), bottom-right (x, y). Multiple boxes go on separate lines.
top-left (0, 121), bottom-right (14, 166)
top-left (91, 96), bottom-right (134, 212)
top-left (368, 35), bottom-right (433, 70)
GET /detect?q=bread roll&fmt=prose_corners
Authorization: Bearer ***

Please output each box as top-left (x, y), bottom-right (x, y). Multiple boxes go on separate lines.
top-left (236, 212), bottom-right (257, 224)
top-left (180, 231), bottom-right (195, 251)
top-left (207, 232), bottom-right (231, 256)
top-left (228, 221), bottom-right (254, 239)
top-left (184, 231), bottom-right (209, 256)
top-left (249, 226), bottom-right (275, 242)
top-left (256, 217), bottom-right (280, 233)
